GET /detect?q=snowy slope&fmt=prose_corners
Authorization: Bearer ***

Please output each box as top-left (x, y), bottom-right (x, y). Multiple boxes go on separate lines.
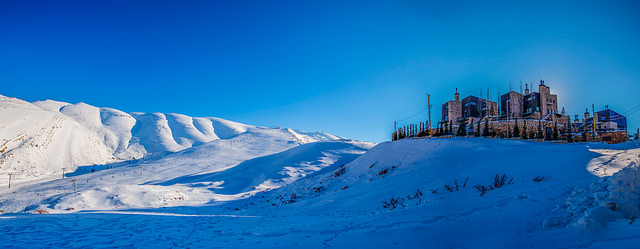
top-left (3, 138), bottom-right (640, 248)
top-left (0, 97), bottom-right (113, 179)
top-left (0, 134), bottom-right (372, 212)
top-left (1, 94), bottom-right (340, 182)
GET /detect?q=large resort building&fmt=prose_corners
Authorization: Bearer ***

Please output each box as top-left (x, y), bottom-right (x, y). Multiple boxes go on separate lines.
top-left (442, 80), bottom-right (567, 125)
top-left (442, 88), bottom-right (497, 126)
top-left (436, 80), bottom-right (629, 143)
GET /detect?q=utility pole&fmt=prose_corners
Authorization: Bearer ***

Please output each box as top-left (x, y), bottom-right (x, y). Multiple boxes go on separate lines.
top-left (62, 168), bottom-right (65, 179)
top-left (592, 104), bottom-right (597, 142)
top-left (427, 94), bottom-right (432, 130)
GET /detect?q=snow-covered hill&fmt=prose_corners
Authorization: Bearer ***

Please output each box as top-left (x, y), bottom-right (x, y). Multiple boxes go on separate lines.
top-left (0, 94), bottom-right (341, 181)
top-left (3, 138), bottom-right (640, 248)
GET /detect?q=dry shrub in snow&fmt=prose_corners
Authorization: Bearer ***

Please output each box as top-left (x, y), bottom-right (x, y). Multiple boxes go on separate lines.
top-left (381, 196), bottom-right (405, 210)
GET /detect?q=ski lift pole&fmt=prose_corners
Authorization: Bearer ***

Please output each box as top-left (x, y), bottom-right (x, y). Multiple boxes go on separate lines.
top-left (8, 173), bottom-right (12, 189)
top-left (71, 179), bottom-right (79, 192)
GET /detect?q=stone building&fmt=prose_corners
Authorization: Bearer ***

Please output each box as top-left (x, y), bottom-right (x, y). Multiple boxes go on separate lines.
top-left (500, 91), bottom-right (523, 117)
top-left (501, 80), bottom-right (559, 119)
top-left (584, 106), bottom-right (627, 131)
top-left (498, 80), bottom-right (567, 124)
top-left (432, 80), bottom-right (628, 143)
top-left (442, 88), bottom-right (462, 125)
top-left (462, 95), bottom-right (498, 125)
top-left (442, 88), bottom-right (497, 125)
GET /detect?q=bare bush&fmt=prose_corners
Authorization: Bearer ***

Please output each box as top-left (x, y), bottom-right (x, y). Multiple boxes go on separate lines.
top-left (473, 174), bottom-right (514, 196)
top-left (332, 165), bottom-right (346, 178)
top-left (473, 185), bottom-right (491, 196)
top-left (443, 177), bottom-right (470, 192)
top-left (533, 176), bottom-right (548, 182)
top-left (444, 184), bottom-right (453, 192)
top-left (493, 174), bottom-right (514, 188)
top-left (381, 196), bottom-right (405, 210)
top-left (34, 209), bottom-right (49, 214)
top-left (377, 169), bottom-right (389, 176)
top-left (406, 189), bottom-right (423, 200)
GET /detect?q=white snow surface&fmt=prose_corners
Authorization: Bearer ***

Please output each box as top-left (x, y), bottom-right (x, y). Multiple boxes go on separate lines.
top-left (1, 95), bottom-right (340, 181)
top-left (2, 137), bottom-right (640, 248)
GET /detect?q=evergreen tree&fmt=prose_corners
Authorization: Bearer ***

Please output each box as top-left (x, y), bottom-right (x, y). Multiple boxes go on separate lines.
top-left (483, 118), bottom-right (489, 137)
top-left (521, 122), bottom-right (527, 139)
top-left (567, 123), bottom-right (573, 143)
top-left (418, 122), bottom-right (430, 137)
top-left (443, 122), bottom-right (448, 136)
top-left (553, 122), bottom-right (559, 140)
top-left (475, 121), bottom-right (481, 137)
top-left (449, 121), bottom-right (453, 135)
top-left (537, 120), bottom-right (544, 139)
top-left (513, 118), bottom-right (520, 138)
top-left (392, 131), bottom-right (398, 141)
top-left (444, 122), bottom-right (449, 136)
top-left (529, 127), bottom-right (536, 139)
top-left (458, 119), bottom-right (467, 136)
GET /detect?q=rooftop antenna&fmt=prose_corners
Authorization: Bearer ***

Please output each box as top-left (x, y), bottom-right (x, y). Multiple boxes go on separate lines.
top-left (487, 87), bottom-right (490, 101)
top-left (531, 81), bottom-right (535, 92)
top-left (520, 81), bottom-right (523, 94)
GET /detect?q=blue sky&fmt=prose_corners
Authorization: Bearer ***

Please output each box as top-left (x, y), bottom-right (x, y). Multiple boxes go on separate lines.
top-left (2, 0), bottom-right (639, 143)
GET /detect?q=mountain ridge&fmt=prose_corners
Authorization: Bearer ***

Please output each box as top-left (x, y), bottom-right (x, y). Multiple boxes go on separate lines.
top-left (0, 94), bottom-right (343, 180)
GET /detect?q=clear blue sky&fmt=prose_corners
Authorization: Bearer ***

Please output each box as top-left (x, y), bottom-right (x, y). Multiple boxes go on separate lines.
top-left (2, 0), bottom-right (639, 143)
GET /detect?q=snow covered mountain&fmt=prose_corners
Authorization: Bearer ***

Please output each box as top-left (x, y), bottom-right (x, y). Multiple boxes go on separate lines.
top-left (0, 94), bottom-right (341, 180)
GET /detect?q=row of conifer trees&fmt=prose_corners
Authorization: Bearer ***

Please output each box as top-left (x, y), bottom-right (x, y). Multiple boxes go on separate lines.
top-left (392, 118), bottom-right (582, 142)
